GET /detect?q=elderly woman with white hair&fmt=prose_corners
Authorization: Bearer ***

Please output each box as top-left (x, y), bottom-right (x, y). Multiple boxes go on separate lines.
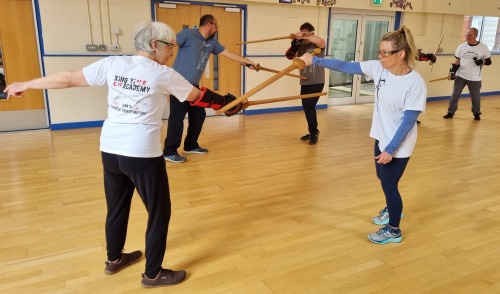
top-left (3, 21), bottom-right (238, 288)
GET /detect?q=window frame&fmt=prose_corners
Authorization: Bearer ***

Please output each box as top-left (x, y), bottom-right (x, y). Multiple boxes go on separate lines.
top-left (464, 15), bottom-right (500, 52)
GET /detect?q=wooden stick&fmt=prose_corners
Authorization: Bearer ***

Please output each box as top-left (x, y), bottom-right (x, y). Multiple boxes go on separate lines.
top-left (433, 35), bottom-right (444, 55)
top-left (242, 92), bottom-right (327, 110)
top-left (237, 34), bottom-right (295, 45)
top-left (429, 76), bottom-right (450, 82)
top-left (215, 58), bottom-right (305, 115)
top-left (237, 32), bottom-right (314, 45)
top-left (255, 64), bottom-right (307, 80)
top-left (311, 48), bottom-right (321, 56)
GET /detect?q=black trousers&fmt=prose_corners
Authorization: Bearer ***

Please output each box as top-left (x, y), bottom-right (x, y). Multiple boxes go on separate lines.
top-left (102, 152), bottom-right (171, 278)
top-left (447, 76), bottom-right (482, 116)
top-left (164, 92), bottom-right (206, 156)
top-left (300, 83), bottom-right (324, 135)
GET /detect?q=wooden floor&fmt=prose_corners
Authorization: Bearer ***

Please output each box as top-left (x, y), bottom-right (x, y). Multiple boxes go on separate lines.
top-left (1, 97), bottom-right (500, 294)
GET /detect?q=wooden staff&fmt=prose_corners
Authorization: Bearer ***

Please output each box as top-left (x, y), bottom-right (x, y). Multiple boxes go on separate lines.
top-left (215, 58), bottom-right (305, 115)
top-left (255, 64), bottom-right (307, 80)
top-left (242, 92), bottom-right (327, 110)
top-left (311, 48), bottom-right (321, 56)
top-left (237, 32), bottom-right (314, 45)
top-left (237, 34), bottom-right (295, 45)
top-left (430, 76), bottom-right (450, 82)
top-left (427, 35), bottom-right (444, 67)
top-left (433, 35), bottom-right (444, 55)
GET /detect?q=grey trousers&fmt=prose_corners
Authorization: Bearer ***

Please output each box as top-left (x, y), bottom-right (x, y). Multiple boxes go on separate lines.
top-left (447, 76), bottom-right (482, 116)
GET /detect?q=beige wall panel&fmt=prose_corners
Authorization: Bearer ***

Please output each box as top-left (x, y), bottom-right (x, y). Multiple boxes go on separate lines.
top-left (38, 0), bottom-right (150, 54)
top-left (401, 13), bottom-right (463, 54)
top-left (424, 0), bottom-right (495, 15)
top-left (43, 57), bottom-right (108, 124)
top-left (466, 1), bottom-right (500, 16)
top-left (333, 0), bottom-right (367, 10)
top-left (248, 0), bottom-right (499, 16)
top-left (245, 3), bottom-right (328, 56)
top-left (403, 13), bottom-right (464, 55)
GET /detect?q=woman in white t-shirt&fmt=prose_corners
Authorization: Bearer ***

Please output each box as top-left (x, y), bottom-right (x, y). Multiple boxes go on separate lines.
top-left (4, 21), bottom-right (239, 288)
top-left (300, 26), bottom-right (427, 245)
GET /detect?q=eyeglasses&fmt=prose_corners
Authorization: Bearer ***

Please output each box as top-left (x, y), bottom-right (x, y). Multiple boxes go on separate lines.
top-left (156, 40), bottom-right (175, 48)
top-left (465, 34), bottom-right (476, 37)
top-left (378, 49), bottom-right (399, 57)
top-left (209, 22), bottom-right (218, 29)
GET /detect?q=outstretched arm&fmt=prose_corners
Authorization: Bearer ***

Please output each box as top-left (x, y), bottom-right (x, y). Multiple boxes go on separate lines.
top-left (300, 53), bottom-right (363, 75)
top-left (219, 49), bottom-right (256, 69)
top-left (4, 70), bottom-right (88, 98)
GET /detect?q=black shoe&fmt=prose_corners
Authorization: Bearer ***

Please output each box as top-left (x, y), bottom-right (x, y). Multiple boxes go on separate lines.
top-left (443, 113), bottom-right (454, 119)
top-left (300, 134), bottom-right (310, 141)
top-left (141, 268), bottom-right (186, 288)
top-left (474, 114), bottom-right (481, 121)
top-left (309, 131), bottom-right (319, 145)
top-left (416, 120), bottom-right (421, 124)
top-left (104, 250), bottom-right (143, 275)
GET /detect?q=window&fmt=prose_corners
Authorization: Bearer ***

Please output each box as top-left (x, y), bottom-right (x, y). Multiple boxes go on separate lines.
top-left (464, 16), bottom-right (500, 51)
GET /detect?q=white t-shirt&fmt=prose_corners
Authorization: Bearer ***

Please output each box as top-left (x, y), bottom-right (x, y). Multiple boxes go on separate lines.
top-left (360, 60), bottom-right (427, 158)
top-left (83, 55), bottom-right (194, 158)
top-left (455, 42), bottom-right (491, 81)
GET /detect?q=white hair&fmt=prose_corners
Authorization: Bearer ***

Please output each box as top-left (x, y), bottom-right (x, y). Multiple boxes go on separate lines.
top-left (134, 21), bottom-right (176, 53)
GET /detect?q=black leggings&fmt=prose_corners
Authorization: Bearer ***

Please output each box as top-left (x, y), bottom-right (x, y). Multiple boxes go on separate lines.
top-left (102, 152), bottom-right (171, 278)
top-left (374, 141), bottom-right (409, 227)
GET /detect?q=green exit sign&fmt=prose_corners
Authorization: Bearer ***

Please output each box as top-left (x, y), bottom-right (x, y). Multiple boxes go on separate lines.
top-left (371, 0), bottom-right (383, 5)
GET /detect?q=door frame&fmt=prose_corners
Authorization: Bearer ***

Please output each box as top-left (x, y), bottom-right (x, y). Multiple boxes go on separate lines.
top-left (152, 0), bottom-right (248, 118)
top-left (0, 0), bottom-right (47, 132)
top-left (328, 10), bottom-right (394, 106)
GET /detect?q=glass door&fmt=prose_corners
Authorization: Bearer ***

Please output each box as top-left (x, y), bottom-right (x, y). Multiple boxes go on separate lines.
top-left (328, 14), bottom-right (361, 105)
top-left (357, 17), bottom-right (391, 104)
top-left (328, 13), bottom-right (392, 106)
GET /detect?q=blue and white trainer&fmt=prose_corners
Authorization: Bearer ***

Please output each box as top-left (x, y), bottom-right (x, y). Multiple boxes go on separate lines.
top-left (372, 207), bottom-right (404, 225)
top-left (368, 225), bottom-right (402, 244)
top-left (164, 154), bottom-right (187, 163)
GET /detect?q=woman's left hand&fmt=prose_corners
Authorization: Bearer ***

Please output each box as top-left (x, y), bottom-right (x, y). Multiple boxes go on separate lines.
top-left (375, 152), bottom-right (393, 164)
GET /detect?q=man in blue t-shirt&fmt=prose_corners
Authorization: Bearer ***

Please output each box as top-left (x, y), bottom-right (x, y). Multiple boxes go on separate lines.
top-left (163, 14), bottom-right (256, 163)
